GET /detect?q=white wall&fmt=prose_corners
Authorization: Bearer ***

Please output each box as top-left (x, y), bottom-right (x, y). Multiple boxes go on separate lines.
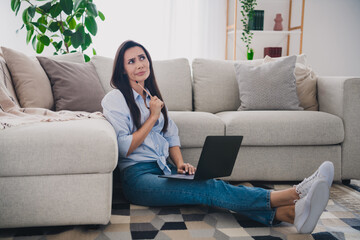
top-left (0, 1), bottom-right (171, 58)
top-left (303, 0), bottom-right (360, 76)
top-left (1, 0), bottom-right (359, 76)
top-left (228, 0), bottom-right (360, 76)
top-left (0, 0), bottom-right (226, 61)
top-left (0, 1), bottom-right (51, 56)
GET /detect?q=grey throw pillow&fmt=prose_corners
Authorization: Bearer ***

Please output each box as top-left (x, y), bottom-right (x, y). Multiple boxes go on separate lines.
top-left (234, 55), bottom-right (303, 111)
top-left (37, 56), bottom-right (105, 112)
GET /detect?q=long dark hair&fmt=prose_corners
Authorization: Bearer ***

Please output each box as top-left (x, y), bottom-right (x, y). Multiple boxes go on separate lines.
top-left (110, 40), bottom-right (168, 132)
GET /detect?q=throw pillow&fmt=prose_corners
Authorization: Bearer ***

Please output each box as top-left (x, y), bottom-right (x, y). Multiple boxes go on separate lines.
top-left (1, 47), bottom-right (53, 109)
top-left (264, 55), bottom-right (318, 111)
top-left (37, 57), bottom-right (105, 112)
top-left (0, 56), bottom-right (20, 107)
top-left (0, 47), bottom-right (85, 110)
top-left (234, 55), bottom-right (303, 111)
top-left (44, 52), bottom-right (84, 62)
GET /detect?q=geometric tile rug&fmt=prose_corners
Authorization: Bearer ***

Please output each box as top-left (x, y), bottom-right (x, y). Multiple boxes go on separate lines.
top-left (0, 182), bottom-right (359, 240)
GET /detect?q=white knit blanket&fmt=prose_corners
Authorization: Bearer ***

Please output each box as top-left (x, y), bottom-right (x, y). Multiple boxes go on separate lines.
top-left (0, 87), bottom-right (105, 130)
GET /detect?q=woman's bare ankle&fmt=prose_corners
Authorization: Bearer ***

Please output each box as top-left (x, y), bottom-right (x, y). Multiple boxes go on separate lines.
top-left (291, 187), bottom-right (300, 203)
top-left (275, 205), bottom-right (295, 224)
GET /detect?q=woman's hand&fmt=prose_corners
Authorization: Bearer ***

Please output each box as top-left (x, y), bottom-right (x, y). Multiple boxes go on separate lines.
top-left (149, 96), bottom-right (164, 119)
top-left (177, 163), bottom-right (196, 175)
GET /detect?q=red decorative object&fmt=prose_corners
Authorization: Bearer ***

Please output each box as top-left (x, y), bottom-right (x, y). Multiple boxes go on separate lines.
top-left (273, 13), bottom-right (283, 31)
top-left (264, 47), bottom-right (282, 58)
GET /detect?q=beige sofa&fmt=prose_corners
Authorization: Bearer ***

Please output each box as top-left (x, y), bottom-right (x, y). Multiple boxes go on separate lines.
top-left (94, 55), bottom-right (359, 182)
top-left (0, 50), bottom-right (359, 229)
top-left (0, 52), bottom-right (118, 229)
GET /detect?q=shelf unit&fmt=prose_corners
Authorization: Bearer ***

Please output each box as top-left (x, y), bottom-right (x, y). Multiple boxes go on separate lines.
top-left (225, 0), bottom-right (305, 60)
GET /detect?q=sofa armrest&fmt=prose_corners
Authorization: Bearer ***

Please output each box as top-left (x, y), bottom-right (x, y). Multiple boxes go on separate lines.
top-left (318, 77), bottom-right (360, 180)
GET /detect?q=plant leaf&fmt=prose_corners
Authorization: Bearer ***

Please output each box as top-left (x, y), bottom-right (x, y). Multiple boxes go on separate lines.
top-left (22, 8), bottom-right (30, 24)
top-left (30, 21), bottom-right (39, 27)
top-left (58, 41), bottom-right (63, 50)
top-left (92, 48), bottom-right (97, 55)
top-left (48, 21), bottom-right (59, 32)
top-left (28, 5), bottom-right (37, 18)
top-left (39, 24), bottom-right (47, 33)
top-left (71, 25), bottom-right (85, 48)
top-left (37, 16), bottom-right (47, 25)
top-left (63, 29), bottom-right (73, 36)
top-left (25, 23), bottom-right (34, 31)
top-left (11, 0), bottom-right (20, 12)
top-left (74, 0), bottom-right (85, 11)
top-left (81, 33), bottom-right (91, 51)
top-left (98, 11), bottom-right (105, 21)
top-left (36, 41), bottom-right (44, 54)
top-left (75, 8), bottom-right (85, 20)
top-left (67, 16), bottom-right (76, 30)
top-left (85, 16), bottom-right (97, 36)
top-left (50, 2), bottom-right (62, 18)
top-left (85, 33), bottom-right (92, 45)
top-left (84, 54), bottom-right (90, 62)
top-left (60, 0), bottom-right (73, 15)
top-left (26, 29), bottom-right (34, 44)
top-left (15, 2), bottom-right (21, 16)
top-left (75, 23), bottom-right (82, 31)
top-left (52, 41), bottom-right (63, 51)
top-left (86, 2), bottom-right (98, 17)
top-left (64, 35), bottom-right (70, 43)
top-left (52, 41), bottom-right (59, 51)
top-left (32, 35), bottom-right (37, 51)
top-left (39, 35), bottom-right (50, 46)
top-left (39, 2), bottom-right (52, 13)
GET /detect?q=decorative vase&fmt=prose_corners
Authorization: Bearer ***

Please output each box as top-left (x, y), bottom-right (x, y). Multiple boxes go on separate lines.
top-left (247, 48), bottom-right (254, 60)
top-left (273, 13), bottom-right (283, 31)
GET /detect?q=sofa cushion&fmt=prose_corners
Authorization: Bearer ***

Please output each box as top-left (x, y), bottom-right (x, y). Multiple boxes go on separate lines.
top-left (0, 119), bottom-right (118, 177)
top-left (92, 56), bottom-right (193, 111)
top-left (37, 57), bottom-right (105, 112)
top-left (192, 58), bottom-right (264, 113)
top-left (216, 111), bottom-right (344, 146)
top-left (234, 55), bottom-right (302, 110)
top-left (153, 59), bottom-right (192, 111)
top-left (91, 55), bottom-right (114, 94)
top-left (169, 111), bottom-right (225, 148)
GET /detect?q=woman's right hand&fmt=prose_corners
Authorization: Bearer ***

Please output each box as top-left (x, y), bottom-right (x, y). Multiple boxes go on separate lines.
top-left (149, 96), bottom-right (164, 119)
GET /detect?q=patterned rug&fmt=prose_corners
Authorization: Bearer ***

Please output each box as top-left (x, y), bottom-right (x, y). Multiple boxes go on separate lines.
top-left (0, 181), bottom-right (360, 240)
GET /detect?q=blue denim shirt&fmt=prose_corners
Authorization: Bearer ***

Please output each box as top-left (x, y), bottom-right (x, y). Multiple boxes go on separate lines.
top-left (101, 89), bottom-right (181, 174)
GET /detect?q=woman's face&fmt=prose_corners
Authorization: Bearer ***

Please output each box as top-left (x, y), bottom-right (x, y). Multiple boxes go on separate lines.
top-left (123, 46), bottom-right (150, 84)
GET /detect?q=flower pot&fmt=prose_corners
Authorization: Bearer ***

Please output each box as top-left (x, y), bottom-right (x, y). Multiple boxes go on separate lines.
top-left (247, 48), bottom-right (254, 60)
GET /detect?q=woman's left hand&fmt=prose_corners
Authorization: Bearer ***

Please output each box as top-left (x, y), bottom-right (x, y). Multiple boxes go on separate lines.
top-left (177, 163), bottom-right (196, 175)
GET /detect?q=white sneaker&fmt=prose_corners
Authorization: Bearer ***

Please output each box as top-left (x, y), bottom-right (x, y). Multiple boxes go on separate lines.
top-left (294, 179), bottom-right (329, 234)
top-left (295, 161), bottom-right (334, 199)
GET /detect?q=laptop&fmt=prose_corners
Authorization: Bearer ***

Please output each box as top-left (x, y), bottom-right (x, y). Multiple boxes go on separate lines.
top-left (159, 136), bottom-right (243, 180)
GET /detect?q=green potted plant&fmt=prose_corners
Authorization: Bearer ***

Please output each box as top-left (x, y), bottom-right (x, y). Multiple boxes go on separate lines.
top-left (10, 0), bottom-right (105, 62)
top-left (239, 0), bottom-right (257, 60)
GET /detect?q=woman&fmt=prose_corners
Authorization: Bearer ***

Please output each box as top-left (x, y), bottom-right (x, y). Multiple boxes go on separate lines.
top-left (101, 40), bottom-right (334, 234)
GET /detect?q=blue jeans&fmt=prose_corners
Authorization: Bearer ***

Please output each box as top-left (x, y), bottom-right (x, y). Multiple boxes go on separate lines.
top-left (120, 162), bottom-right (277, 226)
